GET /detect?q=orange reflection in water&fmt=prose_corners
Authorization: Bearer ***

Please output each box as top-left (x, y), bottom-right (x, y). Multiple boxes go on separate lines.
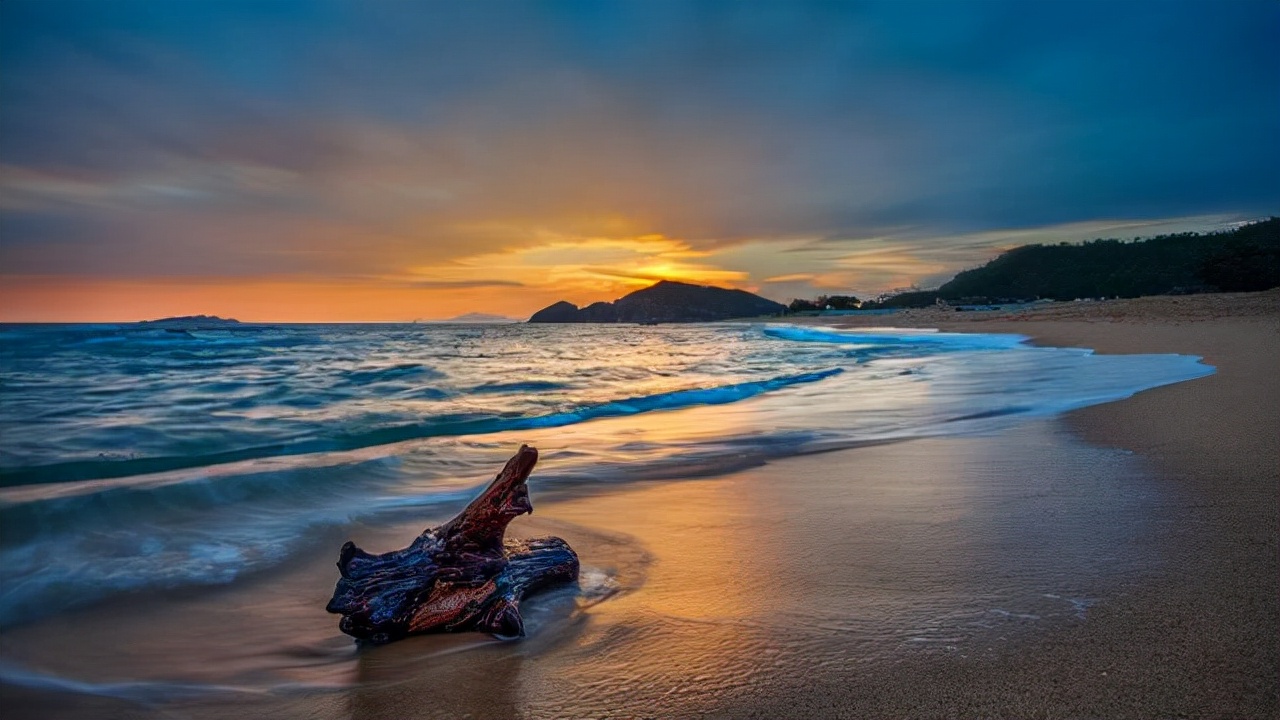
top-left (519, 474), bottom-right (792, 713)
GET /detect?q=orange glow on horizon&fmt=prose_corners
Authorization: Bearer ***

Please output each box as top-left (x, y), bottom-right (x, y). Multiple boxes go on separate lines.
top-left (0, 270), bottom-right (754, 323)
top-left (0, 277), bottom-right (558, 323)
top-left (4, 216), bottom-right (1196, 322)
top-left (0, 233), bottom-right (764, 322)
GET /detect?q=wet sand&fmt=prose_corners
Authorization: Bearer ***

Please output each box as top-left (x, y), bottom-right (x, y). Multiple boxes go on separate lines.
top-left (3, 292), bottom-right (1276, 718)
top-left (0, 422), bottom-right (1188, 720)
top-left (786, 290), bottom-right (1280, 717)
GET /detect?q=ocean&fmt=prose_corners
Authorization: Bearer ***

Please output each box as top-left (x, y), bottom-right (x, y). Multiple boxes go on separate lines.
top-left (0, 321), bottom-right (1214, 705)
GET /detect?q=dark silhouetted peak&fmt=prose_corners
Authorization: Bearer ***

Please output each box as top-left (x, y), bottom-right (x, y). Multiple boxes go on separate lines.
top-left (527, 301), bottom-right (581, 323)
top-left (527, 281), bottom-right (785, 323)
top-left (139, 315), bottom-right (240, 327)
top-left (579, 301), bottom-right (619, 322)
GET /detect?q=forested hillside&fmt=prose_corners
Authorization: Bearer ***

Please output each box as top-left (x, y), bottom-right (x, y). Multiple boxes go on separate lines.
top-left (937, 218), bottom-right (1280, 302)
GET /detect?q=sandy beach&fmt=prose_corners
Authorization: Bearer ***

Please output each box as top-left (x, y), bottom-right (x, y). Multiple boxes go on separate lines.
top-left (3, 292), bottom-right (1276, 719)
top-left (754, 290), bottom-right (1280, 717)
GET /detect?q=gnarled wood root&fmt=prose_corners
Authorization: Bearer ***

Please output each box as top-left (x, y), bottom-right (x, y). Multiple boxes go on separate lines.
top-left (326, 445), bottom-right (579, 643)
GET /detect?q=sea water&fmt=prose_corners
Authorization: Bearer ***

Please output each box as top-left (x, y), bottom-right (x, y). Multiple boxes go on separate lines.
top-left (0, 321), bottom-right (1211, 628)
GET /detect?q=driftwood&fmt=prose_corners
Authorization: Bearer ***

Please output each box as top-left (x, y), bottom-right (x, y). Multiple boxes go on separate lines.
top-left (326, 445), bottom-right (579, 643)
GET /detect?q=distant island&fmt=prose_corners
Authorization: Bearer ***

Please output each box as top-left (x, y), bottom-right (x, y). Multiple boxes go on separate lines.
top-left (528, 280), bottom-right (786, 323)
top-left (138, 315), bottom-right (241, 328)
top-left (440, 312), bottom-right (520, 324)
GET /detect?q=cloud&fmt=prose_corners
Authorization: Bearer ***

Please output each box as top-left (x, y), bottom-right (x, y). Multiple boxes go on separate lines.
top-left (761, 273), bottom-right (815, 284)
top-left (0, 0), bottom-right (1275, 319)
top-left (402, 233), bottom-right (751, 305)
top-left (403, 279), bottom-right (526, 289)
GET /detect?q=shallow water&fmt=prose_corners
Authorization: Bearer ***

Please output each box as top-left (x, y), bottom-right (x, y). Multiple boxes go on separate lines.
top-left (0, 321), bottom-right (1213, 711)
top-left (0, 423), bottom-right (1169, 719)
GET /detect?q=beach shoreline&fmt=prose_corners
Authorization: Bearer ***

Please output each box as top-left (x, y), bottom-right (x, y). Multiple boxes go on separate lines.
top-left (776, 291), bottom-right (1279, 717)
top-left (2, 293), bottom-right (1276, 719)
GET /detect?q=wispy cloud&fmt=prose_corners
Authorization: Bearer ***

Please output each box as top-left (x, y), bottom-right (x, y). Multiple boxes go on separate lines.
top-left (0, 0), bottom-right (1275, 320)
top-left (403, 279), bottom-right (526, 289)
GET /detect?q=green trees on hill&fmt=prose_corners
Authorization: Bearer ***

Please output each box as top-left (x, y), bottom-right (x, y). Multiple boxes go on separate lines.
top-left (870, 291), bottom-right (940, 309)
top-left (788, 295), bottom-right (861, 312)
top-left (786, 218), bottom-right (1279, 312)
top-left (1199, 219), bottom-right (1280, 292)
top-left (937, 217), bottom-right (1280, 302)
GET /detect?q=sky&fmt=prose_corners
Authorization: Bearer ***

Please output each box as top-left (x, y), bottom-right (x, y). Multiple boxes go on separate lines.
top-left (1, 0), bottom-right (1276, 322)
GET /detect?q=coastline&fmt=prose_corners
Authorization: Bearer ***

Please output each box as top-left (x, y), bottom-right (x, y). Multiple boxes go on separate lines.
top-left (2, 293), bottom-right (1275, 718)
top-left (778, 290), bottom-right (1279, 716)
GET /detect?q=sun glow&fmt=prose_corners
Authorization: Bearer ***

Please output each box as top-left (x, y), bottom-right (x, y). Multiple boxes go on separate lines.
top-left (404, 232), bottom-right (751, 308)
top-left (0, 232), bottom-right (753, 322)
top-left (2, 207), bottom-right (1229, 322)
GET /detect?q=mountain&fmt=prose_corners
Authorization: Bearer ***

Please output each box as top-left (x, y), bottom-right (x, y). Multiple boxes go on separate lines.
top-left (528, 280), bottom-right (786, 323)
top-left (440, 312), bottom-right (520, 324)
top-left (138, 315), bottom-right (240, 328)
top-left (935, 217), bottom-right (1280, 302)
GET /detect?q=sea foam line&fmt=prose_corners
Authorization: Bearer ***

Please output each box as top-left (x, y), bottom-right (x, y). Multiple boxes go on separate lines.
top-left (761, 324), bottom-right (1029, 349)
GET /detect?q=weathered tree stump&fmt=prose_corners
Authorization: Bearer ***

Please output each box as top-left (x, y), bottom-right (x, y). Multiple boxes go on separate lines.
top-left (326, 445), bottom-right (579, 643)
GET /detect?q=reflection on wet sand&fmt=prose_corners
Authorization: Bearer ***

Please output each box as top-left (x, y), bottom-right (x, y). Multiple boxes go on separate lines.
top-left (1, 420), bottom-right (1164, 719)
top-left (332, 419), bottom-right (1156, 719)
top-left (349, 638), bottom-right (526, 720)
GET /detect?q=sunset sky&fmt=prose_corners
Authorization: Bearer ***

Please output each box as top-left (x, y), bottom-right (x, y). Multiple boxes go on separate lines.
top-left (1, 0), bottom-right (1276, 322)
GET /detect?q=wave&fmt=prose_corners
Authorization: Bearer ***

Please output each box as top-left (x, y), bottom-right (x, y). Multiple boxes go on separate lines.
top-left (0, 456), bottom-right (484, 625)
top-left (0, 660), bottom-right (261, 702)
top-left (0, 457), bottom-right (401, 545)
top-left (762, 325), bottom-right (1028, 350)
top-left (337, 363), bottom-right (445, 386)
top-left (470, 380), bottom-right (572, 394)
top-left (0, 322), bottom-right (1218, 633)
top-left (0, 368), bottom-right (843, 487)
top-left (517, 367), bottom-right (842, 427)
top-left (0, 427), bottom-right (842, 626)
